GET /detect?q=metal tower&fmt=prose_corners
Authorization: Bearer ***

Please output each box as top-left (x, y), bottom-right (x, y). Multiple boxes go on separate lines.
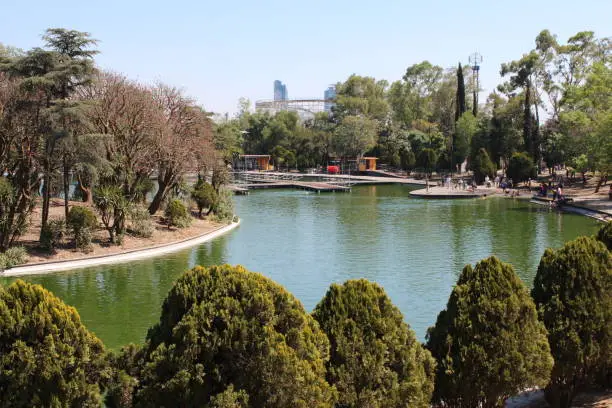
top-left (469, 52), bottom-right (483, 116)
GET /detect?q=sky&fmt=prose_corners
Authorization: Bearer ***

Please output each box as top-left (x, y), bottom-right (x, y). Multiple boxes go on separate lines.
top-left (1, 0), bottom-right (610, 116)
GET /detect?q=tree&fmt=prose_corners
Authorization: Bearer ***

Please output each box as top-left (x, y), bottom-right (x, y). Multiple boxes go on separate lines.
top-left (148, 83), bottom-right (213, 215)
top-left (453, 112), bottom-right (477, 169)
top-left (427, 257), bottom-right (553, 408)
top-left (131, 265), bottom-right (335, 407)
top-left (417, 148), bottom-right (438, 176)
top-left (0, 280), bottom-right (108, 406)
top-left (191, 178), bottom-right (217, 217)
top-left (332, 115), bottom-right (377, 159)
top-left (455, 63), bottom-right (466, 121)
top-left (532, 237), bottom-right (612, 408)
top-left (470, 148), bottom-right (496, 184)
top-left (312, 279), bottom-right (435, 408)
top-left (507, 152), bottom-right (537, 183)
top-left (596, 221), bottom-right (612, 250)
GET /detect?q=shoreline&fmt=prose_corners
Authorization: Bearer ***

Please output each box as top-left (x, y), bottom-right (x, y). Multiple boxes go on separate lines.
top-left (2, 219), bottom-right (240, 277)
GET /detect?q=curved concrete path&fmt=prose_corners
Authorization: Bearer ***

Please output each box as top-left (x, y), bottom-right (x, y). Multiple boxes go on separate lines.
top-left (2, 220), bottom-right (240, 277)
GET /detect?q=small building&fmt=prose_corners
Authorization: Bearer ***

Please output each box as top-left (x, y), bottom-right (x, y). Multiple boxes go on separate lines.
top-left (358, 157), bottom-right (377, 172)
top-left (235, 155), bottom-right (273, 171)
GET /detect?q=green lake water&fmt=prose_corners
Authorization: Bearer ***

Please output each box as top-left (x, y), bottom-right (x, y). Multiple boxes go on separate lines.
top-left (0, 185), bottom-right (600, 349)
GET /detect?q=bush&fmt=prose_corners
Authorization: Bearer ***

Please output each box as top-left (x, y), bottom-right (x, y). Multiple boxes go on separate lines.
top-left (470, 147), bottom-right (496, 184)
top-left (312, 279), bottom-right (435, 407)
top-left (129, 265), bottom-right (334, 407)
top-left (507, 152), bottom-right (537, 183)
top-left (0, 246), bottom-right (28, 269)
top-left (191, 179), bottom-right (217, 217)
top-left (426, 256), bottom-right (553, 407)
top-left (39, 218), bottom-right (65, 252)
top-left (67, 206), bottom-right (98, 252)
top-left (128, 206), bottom-right (154, 238)
top-left (532, 237), bottom-right (612, 408)
top-left (164, 199), bottom-right (191, 228)
top-left (211, 188), bottom-right (234, 223)
top-left (0, 280), bottom-right (108, 406)
top-left (596, 221), bottom-right (612, 250)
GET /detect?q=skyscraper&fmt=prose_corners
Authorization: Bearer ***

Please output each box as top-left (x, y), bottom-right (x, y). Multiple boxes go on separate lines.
top-left (273, 80), bottom-right (288, 101)
top-left (324, 85), bottom-right (336, 113)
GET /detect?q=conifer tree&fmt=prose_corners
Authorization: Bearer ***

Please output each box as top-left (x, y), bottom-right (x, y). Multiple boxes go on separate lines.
top-left (313, 279), bottom-right (435, 408)
top-left (0, 280), bottom-right (108, 407)
top-left (532, 237), bottom-right (612, 408)
top-left (427, 257), bottom-right (553, 408)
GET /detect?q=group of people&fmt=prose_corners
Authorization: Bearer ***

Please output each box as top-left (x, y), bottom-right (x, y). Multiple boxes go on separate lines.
top-left (538, 181), bottom-right (565, 202)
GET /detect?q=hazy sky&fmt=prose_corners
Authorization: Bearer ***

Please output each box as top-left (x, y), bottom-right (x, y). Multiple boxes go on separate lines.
top-left (2, 0), bottom-right (610, 115)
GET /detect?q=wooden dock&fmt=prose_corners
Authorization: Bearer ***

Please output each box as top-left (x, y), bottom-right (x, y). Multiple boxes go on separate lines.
top-left (233, 181), bottom-right (350, 193)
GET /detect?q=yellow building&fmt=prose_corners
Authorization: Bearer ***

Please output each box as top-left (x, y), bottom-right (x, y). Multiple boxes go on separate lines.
top-left (358, 157), bottom-right (377, 172)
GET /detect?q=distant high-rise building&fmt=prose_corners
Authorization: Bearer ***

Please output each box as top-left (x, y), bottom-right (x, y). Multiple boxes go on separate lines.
top-left (274, 80), bottom-right (288, 101)
top-left (324, 85), bottom-right (336, 113)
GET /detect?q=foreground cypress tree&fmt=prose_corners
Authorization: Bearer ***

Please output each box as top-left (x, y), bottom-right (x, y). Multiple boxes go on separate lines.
top-left (131, 264), bottom-right (334, 407)
top-left (532, 237), bottom-right (612, 408)
top-left (0, 280), bottom-right (108, 407)
top-left (427, 257), bottom-right (553, 408)
top-left (312, 279), bottom-right (435, 408)
top-left (596, 221), bottom-right (612, 250)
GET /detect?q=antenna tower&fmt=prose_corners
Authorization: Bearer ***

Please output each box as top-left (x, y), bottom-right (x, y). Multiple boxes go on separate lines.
top-left (468, 52), bottom-right (483, 116)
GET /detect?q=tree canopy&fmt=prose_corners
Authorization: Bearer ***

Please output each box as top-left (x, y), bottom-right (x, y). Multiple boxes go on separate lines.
top-left (426, 256), bottom-right (553, 408)
top-left (312, 279), bottom-right (435, 408)
top-left (130, 264), bottom-right (335, 407)
top-left (0, 280), bottom-right (108, 407)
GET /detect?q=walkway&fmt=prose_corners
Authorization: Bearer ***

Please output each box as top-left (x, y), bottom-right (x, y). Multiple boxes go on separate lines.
top-left (410, 185), bottom-right (497, 198)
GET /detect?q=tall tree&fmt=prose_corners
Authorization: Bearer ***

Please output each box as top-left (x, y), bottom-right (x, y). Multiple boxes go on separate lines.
top-left (532, 237), bottom-right (612, 408)
top-left (455, 63), bottom-right (466, 121)
top-left (312, 279), bottom-right (435, 408)
top-left (427, 257), bottom-right (553, 407)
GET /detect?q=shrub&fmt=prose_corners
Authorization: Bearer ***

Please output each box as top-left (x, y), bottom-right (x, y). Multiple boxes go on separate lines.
top-left (532, 237), bottom-right (612, 408)
top-left (128, 206), bottom-right (154, 238)
top-left (507, 152), bottom-right (537, 183)
top-left (164, 199), bottom-right (191, 228)
top-left (0, 280), bottom-right (108, 406)
top-left (129, 265), bottom-right (334, 407)
top-left (470, 147), bottom-right (496, 183)
top-left (211, 188), bottom-right (234, 223)
top-left (67, 206), bottom-right (98, 252)
top-left (426, 256), bottom-right (553, 408)
top-left (0, 246), bottom-right (28, 269)
top-left (191, 179), bottom-right (217, 217)
top-left (39, 218), bottom-right (65, 252)
top-left (416, 148), bottom-right (438, 175)
top-left (596, 221), bottom-right (611, 250)
top-left (312, 279), bottom-right (435, 408)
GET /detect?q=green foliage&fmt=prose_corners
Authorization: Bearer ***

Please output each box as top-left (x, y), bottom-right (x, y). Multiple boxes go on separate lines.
top-left (532, 237), bottom-right (612, 408)
top-left (128, 206), bottom-right (154, 238)
top-left (211, 189), bottom-right (235, 223)
top-left (332, 115), bottom-right (378, 158)
top-left (312, 279), bottom-right (435, 408)
top-left (39, 218), bottom-right (65, 252)
top-left (416, 148), bottom-right (438, 174)
top-left (131, 265), bottom-right (334, 407)
top-left (453, 112), bottom-right (478, 166)
top-left (94, 185), bottom-right (129, 243)
top-left (191, 179), bottom-right (217, 217)
top-left (0, 246), bottom-right (28, 269)
top-left (470, 148), bottom-right (496, 184)
top-left (0, 178), bottom-right (29, 251)
top-left (596, 221), bottom-right (612, 250)
top-left (0, 280), bottom-right (108, 406)
top-left (427, 256), bottom-right (553, 408)
top-left (507, 152), bottom-right (537, 183)
top-left (67, 206), bottom-right (98, 252)
top-left (164, 199), bottom-right (191, 228)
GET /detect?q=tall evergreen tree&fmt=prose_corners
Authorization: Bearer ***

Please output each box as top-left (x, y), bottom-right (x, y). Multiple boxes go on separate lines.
top-left (455, 63), bottom-right (466, 121)
top-left (532, 237), bottom-right (612, 408)
top-left (427, 257), bottom-right (553, 408)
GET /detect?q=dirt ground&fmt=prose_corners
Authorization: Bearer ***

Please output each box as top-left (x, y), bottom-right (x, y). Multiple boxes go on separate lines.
top-left (18, 199), bottom-right (224, 265)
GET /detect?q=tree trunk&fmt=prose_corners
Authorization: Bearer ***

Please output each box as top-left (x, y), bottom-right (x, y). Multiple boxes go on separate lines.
top-left (63, 156), bottom-right (70, 219)
top-left (40, 172), bottom-right (51, 241)
top-left (594, 174), bottom-right (606, 193)
top-left (148, 169), bottom-right (175, 215)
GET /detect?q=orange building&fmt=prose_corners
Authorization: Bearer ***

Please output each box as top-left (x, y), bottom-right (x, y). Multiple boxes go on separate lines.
top-left (358, 157), bottom-right (377, 172)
